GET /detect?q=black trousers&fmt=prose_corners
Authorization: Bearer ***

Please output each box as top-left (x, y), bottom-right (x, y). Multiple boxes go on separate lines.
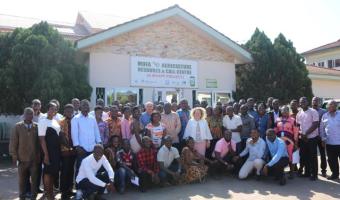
top-left (317, 136), bottom-right (327, 173)
top-left (77, 167), bottom-right (109, 198)
top-left (268, 157), bottom-right (289, 179)
top-left (60, 155), bottom-right (76, 194)
top-left (210, 154), bottom-right (241, 175)
top-left (300, 137), bottom-right (318, 177)
top-left (138, 171), bottom-right (155, 191)
top-left (205, 138), bottom-right (219, 160)
top-left (326, 144), bottom-right (340, 177)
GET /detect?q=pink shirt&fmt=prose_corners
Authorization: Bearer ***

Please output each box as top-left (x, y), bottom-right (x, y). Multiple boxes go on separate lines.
top-left (213, 138), bottom-right (236, 158)
top-left (296, 108), bottom-right (319, 139)
top-left (121, 118), bottom-right (132, 140)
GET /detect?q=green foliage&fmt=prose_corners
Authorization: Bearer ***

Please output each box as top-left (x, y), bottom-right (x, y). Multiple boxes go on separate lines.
top-left (0, 22), bottom-right (92, 114)
top-left (235, 28), bottom-right (313, 103)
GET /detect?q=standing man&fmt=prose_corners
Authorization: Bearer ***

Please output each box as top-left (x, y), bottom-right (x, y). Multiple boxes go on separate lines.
top-left (89, 99), bottom-right (109, 121)
top-left (140, 101), bottom-right (154, 128)
top-left (312, 96), bottom-right (327, 177)
top-left (223, 106), bottom-right (243, 153)
top-left (320, 101), bottom-right (340, 180)
top-left (296, 97), bottom-right (319, 181)
top-left (247, 98), bottom-right (257, 118)
top-left (72, 98), bottom-right (80, 116)
top-left (106, 105), bottom-right (122, 137)
top-left (266, 97), bottom-right (274, 112)
top-left (262, 129), bottom-right (289, 185)
top-left (9, 108), bottom-right (40, 200)
top-left (161, 103), bottom-right (181, 150)
top-left (239, 105), bottom-right (255, 152)
top-left (290, 99), bottom-right (299, 119)
top-left (31, 99), bottom-right (44, 123)
top-left (59, 104), bottom-right (76, 199)
top-left (71, 99), bottom-right (102, 176)
top-left (268, 99), bottom-right (281, 128)
top-left (177, 99), bottom-right (190, 150)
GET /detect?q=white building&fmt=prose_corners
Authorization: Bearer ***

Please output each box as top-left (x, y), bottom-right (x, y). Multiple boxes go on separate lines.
top-left (76, 5), bottom-right (253, 107)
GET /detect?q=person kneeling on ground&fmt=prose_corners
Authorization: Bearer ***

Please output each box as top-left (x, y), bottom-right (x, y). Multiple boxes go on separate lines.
top-left (262, 129), bottom-right (289, 186)
top-left (237, 129), bottom-right (266, 180)
top-left (116, 139), bottom-right (138, 194)
top-left (210, 130), bottom-right (239, 178)
top-left (75, 144), bottom-right (115, 200)
top-left (137, 136), bottom-right (160, 192)
top-left (157, 136), bottom-right (182, 186)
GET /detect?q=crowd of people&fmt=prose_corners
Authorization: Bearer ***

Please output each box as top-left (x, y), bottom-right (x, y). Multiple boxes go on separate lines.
top-left (8, 96), bottom-right (340, 200)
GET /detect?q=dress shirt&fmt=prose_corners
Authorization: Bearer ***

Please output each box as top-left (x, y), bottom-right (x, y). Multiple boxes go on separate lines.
top-left (223, 115), bottom-right (243, 143)
top-left (121, 118), bottom-right (132, 140)
top-left (71, 113), bottom-right (101, 152)
top-left (240, 138), bottom-right (266, 161)
top-left (266, 137), bottom-right (288, 167)
top-left (296, 108), bottom-right (319, 139)
top-left (161, 112), bottom-right (181, 143)
top-left (140, 112), bottom-right (151, 128)
top-left (76, 154), bottom-right (114, 187)
top-left (320, 111), bottom-right (340, 145)
top-left (213, 138), bottom-right (236, 158)
top-left (157, 145), bottom-right (180, 168)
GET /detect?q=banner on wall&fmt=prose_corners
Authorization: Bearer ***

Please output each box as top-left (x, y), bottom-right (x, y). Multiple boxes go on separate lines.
top-left (130, 56), bottom-right (198, 88)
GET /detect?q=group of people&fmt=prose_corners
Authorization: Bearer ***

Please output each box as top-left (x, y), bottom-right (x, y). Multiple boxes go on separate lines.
top-left (8, 96), bottom-right (340, 200)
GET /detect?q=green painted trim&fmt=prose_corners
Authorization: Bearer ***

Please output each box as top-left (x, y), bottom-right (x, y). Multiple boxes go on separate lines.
top-left (309, 74), bottom-right (340, 81)
top-left (76, 6), bottom-right (253, 63)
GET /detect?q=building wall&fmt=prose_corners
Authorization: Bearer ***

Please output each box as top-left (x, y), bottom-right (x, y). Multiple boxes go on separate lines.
top-left (311, 78), bottom-right (340, 99)
top-left (85, 17), bottom-right (235, 63)
top-left (89, 53), bottom-right (236, 105)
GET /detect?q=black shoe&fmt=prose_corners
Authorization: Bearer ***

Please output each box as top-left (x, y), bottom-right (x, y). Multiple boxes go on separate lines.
top-left (321, 171), bottom-right (327, 177)
top-left (61, 193), bottom-right (70, 200)
top-left (310, 176), bottom-right (317, 181)
top-left (327, 175), bottom-right (339, 180)
top-left (37, 189), bottom-right (44, 194)
top-left (279, 176), bottom-right (286, 186)
top-left (288, 172), bottom-right (294, 179)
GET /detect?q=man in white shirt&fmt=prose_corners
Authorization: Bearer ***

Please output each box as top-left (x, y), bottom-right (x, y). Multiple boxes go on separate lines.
top-left (223, 106), bottom-right (243, 153)
top-left (76, 144), bottom-right (114, 200)
top-left (157, 136), bottom-right (181, 185)
top-left (237, 129), bottom-right (266, 180)
top-left (72, 98), bottom-right (81, 116)
top-left (72, 99), bottom-right (102, 175)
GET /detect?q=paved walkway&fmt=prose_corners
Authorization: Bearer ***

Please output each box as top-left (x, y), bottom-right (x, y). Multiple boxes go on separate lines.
top-left (1, 162), bottom-right (339, 200)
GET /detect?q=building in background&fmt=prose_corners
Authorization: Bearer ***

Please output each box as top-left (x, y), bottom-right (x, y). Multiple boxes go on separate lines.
top-left (75, 5), bottom-right (253, 107)
top-left (302, 39), bottom-right (340, 70)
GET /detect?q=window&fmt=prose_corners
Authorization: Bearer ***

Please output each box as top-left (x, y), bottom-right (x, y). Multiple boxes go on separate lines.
top-left (335, 59), bottom-right (340, 67)
top-left (328, 60), bottom-right (333, 68)
top-left (96, 87), bottom-right (105, 103)
top-left (196, 92), bottom-right (212, 107)
top-left (214, 92), bottom-right (231, 105)
top-left (318, 62), bottom-right (324, 67)
top-left (107, 88), bottom-right (139, 106)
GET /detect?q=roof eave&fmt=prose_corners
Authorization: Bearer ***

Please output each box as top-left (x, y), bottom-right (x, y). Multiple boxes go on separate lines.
top-left (76, 5), bottom-right (253, 64)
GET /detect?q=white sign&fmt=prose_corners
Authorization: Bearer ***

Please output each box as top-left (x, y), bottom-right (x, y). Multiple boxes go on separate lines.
top-left (131, 56), bottom-right (198, 88)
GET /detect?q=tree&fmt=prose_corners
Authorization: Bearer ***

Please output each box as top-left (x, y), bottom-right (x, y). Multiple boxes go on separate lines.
top-left (0, 22), bottom-right (92, 114)
top-left (235, 28), bottom-right (313, 103)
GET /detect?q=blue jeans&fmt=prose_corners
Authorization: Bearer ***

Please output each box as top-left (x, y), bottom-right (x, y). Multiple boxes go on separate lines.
top-left (158, 160), bottom-right (180, 183)
top-left (116, 167), bottom-right (134, 191)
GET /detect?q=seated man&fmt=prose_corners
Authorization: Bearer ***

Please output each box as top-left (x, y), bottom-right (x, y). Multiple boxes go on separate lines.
top-left (137, 136), bottom-right (160, 192)
top-left (75, 144), bottom-right (115, 200)
top-left (237, 129), bottom-right (266, 180)
top-left (116, 139), bottom-right (138, 194)
top-left (262, 129), bottom-right (289, 185)
top-left (157, 136), bottom-right (182, 186)
top-left (211, 130), bottom-right (239, 177)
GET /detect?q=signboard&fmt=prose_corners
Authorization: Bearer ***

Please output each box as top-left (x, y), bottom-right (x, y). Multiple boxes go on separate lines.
top-left (131, 56), bottom-right (198, 88)
top-left (206, 79), bottom-right (218, 88)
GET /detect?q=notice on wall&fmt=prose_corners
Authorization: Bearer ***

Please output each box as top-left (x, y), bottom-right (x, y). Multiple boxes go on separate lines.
top-left (130, 56), bottom-right (198, 88)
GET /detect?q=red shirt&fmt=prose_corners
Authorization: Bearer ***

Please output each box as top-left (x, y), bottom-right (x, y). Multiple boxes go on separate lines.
top-left (137, 147), bottom-right (159, 174)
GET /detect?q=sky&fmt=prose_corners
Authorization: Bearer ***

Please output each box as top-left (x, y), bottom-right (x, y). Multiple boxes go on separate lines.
top-left (1, 0), bottom-right (339, 53)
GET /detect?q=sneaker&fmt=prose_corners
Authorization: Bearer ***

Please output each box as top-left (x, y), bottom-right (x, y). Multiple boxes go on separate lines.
top-left (327, 175), bottom-right (339, 180)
